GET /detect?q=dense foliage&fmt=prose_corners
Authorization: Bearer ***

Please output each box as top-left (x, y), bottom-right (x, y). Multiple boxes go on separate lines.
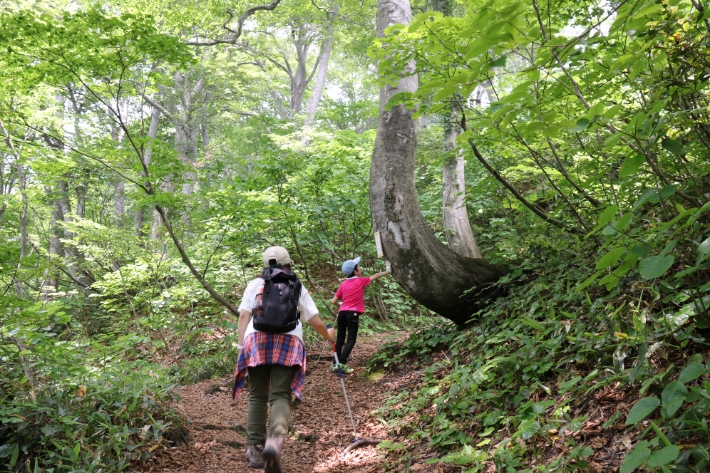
top-left (2, 0), bottom-right (710, 471)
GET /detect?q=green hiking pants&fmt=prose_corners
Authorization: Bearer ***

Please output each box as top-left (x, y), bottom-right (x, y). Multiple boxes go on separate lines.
top-left (246, 364), bottom-right (297, 445)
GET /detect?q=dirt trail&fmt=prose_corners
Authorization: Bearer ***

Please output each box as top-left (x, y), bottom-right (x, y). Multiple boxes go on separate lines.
top-left (135, 335), bottom-right (405, 473)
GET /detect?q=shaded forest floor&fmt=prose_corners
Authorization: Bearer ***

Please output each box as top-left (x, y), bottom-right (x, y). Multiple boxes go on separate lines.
top-left (133, 334), bottom-right (458, 473)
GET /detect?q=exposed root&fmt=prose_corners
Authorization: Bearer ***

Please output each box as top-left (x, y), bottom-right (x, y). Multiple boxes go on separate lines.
top-left (341, 438), bottom-right (382, 456)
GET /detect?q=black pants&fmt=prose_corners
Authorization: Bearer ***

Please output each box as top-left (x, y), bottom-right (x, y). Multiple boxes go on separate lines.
top-left (335, 310), bottom-right (360, 365)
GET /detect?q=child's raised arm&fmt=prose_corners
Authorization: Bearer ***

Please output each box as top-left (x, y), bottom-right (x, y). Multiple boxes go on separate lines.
top-left (369, 271), bottom-right (390, 282)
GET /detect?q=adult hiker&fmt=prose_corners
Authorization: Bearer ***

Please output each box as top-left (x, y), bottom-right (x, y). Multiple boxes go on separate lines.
top-left (233, 246), bottom-right (335, 472)
top-left (331, 257), bottom-right (389, 374)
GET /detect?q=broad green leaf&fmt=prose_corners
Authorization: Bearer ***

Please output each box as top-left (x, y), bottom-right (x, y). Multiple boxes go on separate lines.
top-left (517, 419), bottom-right (539, 439)
top-left (630, 245), bottom-right (652, 258)
top-left (598, 205), bottom-right (618, 225)
top-left (543, 126), bottom-right (560, 138)
top-left (626, 397), bottom-right (660, 424)
top-left (610, 54), bottom-right (634, 71)
top-left (526, 122), bottom-right (545, 133)
top-left (620, 154), bottom-right (645, 178)
top-left (661, 138), bottom-right (685, 155)
top-left (638, 255), bottom-right (675, 279)
top-left (490, 55), bottom-right (507, 67)
top-left (615, 212), bottom-right (633, 232)
top-left (571, 118), bottom-right (590, 132)
top-left (596, 248), bottom-right (626, 270)
top-left (479, 427), bottom-right (494, 437)
top-left (646, 445), bottom-right (680, 467)
top-left (659, 184), bottom-right (679, 200)
top-left (662, 380), bottom-right (688, 418)
top-left (634, 189), bottom-right (658, 210)
top-left (621, 445), bottom-right (651, 473)
top-left (678, 363), bottom-right (707, 384)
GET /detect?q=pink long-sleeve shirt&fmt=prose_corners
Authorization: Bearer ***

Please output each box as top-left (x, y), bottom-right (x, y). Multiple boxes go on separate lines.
top-left (335, 276), bottom-right (372, 313)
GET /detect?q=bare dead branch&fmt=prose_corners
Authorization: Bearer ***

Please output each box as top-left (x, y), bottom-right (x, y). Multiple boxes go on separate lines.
top-left (186, 0), bottom-right (282, 46)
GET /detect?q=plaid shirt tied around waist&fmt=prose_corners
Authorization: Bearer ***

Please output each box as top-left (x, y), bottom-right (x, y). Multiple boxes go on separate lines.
top-left (232, 332), bottom-right (307, 401)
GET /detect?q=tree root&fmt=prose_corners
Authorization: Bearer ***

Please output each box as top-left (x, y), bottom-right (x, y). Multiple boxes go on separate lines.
top-left (341, 438), bottom-right (382, 456)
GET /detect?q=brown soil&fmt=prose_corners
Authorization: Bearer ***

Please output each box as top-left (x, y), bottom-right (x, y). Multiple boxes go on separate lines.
top-left (133, 334), bottom-right (426, 473)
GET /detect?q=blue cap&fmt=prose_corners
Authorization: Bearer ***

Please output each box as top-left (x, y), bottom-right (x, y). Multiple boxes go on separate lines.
top-left (341, 257), bottom-right (361, 275)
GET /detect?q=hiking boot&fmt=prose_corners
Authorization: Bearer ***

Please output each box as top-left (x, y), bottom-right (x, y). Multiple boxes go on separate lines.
top-left (331, 363), bottom-right (354, 374)
top-left (245, 444), bottom-right (265, 468)
top-left (263, 435), bottom-right (284, 473)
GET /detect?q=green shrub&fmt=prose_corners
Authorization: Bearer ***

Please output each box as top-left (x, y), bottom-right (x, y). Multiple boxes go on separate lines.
top-left (0, 361), bottom-right (182, 472)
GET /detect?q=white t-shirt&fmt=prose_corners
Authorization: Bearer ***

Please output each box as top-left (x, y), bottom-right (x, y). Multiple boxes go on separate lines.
top-left (239, 277), bottom-right (319, 342)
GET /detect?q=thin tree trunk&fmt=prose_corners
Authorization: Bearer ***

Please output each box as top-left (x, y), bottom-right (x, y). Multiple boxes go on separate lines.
top-left (370, 0), bottom-right (507, 326)
top-left (290, 24), bottom-right (312, 116)
top-left (135, 106), bottom-right (161, 237)
top-left (114, 180), bottom-right (125, 221)
top-left (16, 161), bottom-right (28, 298)
top-left (0, 119), bottom-right (28, 297)
top-left (304, 3), bottom-right (338, 128)
top-left (430, 0), bottom-right (482, 259)
top-left (44, 186), bottom-right (64, 293)
top-left (76, 177), bottom-right (89, 219)
top-left (442, 107), bottom-right (482, 258)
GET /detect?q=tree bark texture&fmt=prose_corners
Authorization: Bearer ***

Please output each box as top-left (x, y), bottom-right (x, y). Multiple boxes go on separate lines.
top-left (442, 108), bottom-right (482, 259)
top-left (304, 2), bottom-right (338, 128)
top-left (370, 0), bottom-right (507, 326)
top-left (134, 106), bottom-right (161, 237)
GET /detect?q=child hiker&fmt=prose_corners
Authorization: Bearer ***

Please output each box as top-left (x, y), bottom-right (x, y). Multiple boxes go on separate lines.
top-left (331, 257), bottom-right (389, 374)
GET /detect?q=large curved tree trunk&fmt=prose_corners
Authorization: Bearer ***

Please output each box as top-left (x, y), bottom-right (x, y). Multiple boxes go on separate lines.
top-left (370, 0), bottom-right (508, 326)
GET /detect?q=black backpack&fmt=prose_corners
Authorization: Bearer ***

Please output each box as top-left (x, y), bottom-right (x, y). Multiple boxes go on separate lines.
top-left (252, 268), bottom-right (302, 333)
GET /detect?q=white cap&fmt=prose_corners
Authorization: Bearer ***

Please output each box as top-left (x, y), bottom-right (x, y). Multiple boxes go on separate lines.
top-left (262, 246), bottom-right (294, 268)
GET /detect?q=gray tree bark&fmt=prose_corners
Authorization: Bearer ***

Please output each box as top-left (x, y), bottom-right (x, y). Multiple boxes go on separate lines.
top-left (370, 0), bottom-right (507, 326)
top-left (442, 107), bottom-right (482, 258)
top-left (304, 2), bottom-right (338, 128)
top-left (430, 0), bottom-right (482, 259)
top-left (134, 106), bottom-right (161, 237)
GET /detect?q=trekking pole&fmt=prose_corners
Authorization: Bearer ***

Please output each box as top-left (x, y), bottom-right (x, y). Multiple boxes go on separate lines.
top-left (327, 324), bottom-right (358, 440)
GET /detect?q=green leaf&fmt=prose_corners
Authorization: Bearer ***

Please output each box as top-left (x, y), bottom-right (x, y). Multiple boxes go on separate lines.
top-left (571, 118), bottom-right (590, 132)
top-left (517, 418), bottom-right (539, 439)
top-left (661, 138), bottom-right (685, 155)
top-left (525, 122), bottom-right (545, 133)
top-left (521, 317), bottom-right (545, 331)
top-left (596, 248), bottom-right (626, 270)
top-left (10, 444), bottom-right (19, 467)
top-left (479, 427), bottom-right (494, 437)
top-left (490, 55), bottom-right (507, 67)
top-left (543, 126), bottom-right (560, 138)
top-left (630, 245), bottom-right (652, 258)
top-left (620, 154), bottom-right (646, 178)
top-left (621, 444), bottom-right (651, 473)
top-left (678, 363), bottom-right (707, 384)
top-left (0, 444), bottom-right (15, 458)
top-left (698, 237), bottom-right (710, 258)
top-left (615, 212), bottom-right (633, 232)
top-left (661, 381), bottom-right (688, 418)
top-left (646, 445), bottom-right (680, 467)
top-left (598, 205), bottom-right (618, 225)
top-left (577, 270), bottom-right (603, 291)
top-left (659, 239), bottom-right (678, 258)
top-left (638, 255), bottom-right (675, 279)
top-left (659, 184), bottom-right (679, 200)
top-left (626, 397), bottom-right (660, 424)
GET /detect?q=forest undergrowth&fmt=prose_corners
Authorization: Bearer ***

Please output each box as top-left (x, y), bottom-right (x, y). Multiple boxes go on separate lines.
top-left (368, 247), bottom-right (710, 473)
